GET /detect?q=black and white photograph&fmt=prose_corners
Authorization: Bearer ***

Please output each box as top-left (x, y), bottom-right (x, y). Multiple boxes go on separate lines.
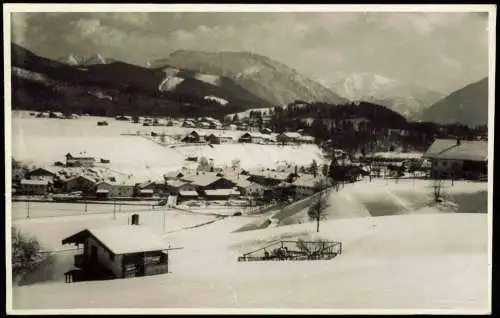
top-left (4, 4), bottom-right (495, 314)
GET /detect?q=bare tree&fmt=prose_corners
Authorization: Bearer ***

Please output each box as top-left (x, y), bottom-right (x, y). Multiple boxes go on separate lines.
top-left (307, 179), bottom-right (330, 232)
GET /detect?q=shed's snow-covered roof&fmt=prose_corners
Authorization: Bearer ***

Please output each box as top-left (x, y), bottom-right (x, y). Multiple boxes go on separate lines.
top-left (179, 190), bottom-right (199, 197)
top-left (205, 189), bottom-right (240, 196)
top-left (183, 174), bottom-right (225, 187)
top-left (423, 139), bottom-right (488, 162)
top-left (89, 226), bottom-right (167, 254)
top-left (21, 179), bottom-right (49, 186)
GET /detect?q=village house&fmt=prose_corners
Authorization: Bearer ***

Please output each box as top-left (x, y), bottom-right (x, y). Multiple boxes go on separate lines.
top-left (219, 134), bottom-right (237, 143)
top-left (25, 167), bottom-right (58, 183)
top-left (19, 179), bottom-right (50, 195)
top-left (247, 170), bottom-right (297, 187)
top-left (66, 153), bottom-right (96, 167)
top-left (205, 133), bottom-right (221, 145)
top-left (182, 173), bottom-right (236, 195)
top-left (136, 181), bottom-right (157, 198)
top-left (422, 138), bottom-right (488, 180)
top-left (276, 132), bottom-right (303, 144)
top-left (292, 175), bottom-right (328, 198)
top-left (181, 130), bottom-right (207, 143)
top-left (238, 132), bottom-right (253, 143)
top-left (64, 175), bottom-right (97, 194)
top-left (165, 179), bottom-right (197, 196)
top-left (62, 225), bottom-right (169, 281)
top-left (96, 180), bottom-right (136, 198)
top-left (182, 120), bottom-right (196, 128)
top-left (235, 177), bottom-right (265, 197)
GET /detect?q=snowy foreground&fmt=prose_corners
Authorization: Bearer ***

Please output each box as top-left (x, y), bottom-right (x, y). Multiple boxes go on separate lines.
top-left (11, 211), bottom-right (489, 312)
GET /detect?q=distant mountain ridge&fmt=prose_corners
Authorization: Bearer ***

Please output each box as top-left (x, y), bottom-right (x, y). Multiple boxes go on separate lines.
top-left (57, 53), bottom-right (116, 66)
top-left (326, 72), bottom-right (444, 119)
top-left (10, 43), bottom-right (271, 118)
top-left (147, 50), bottom-right (348, 106)
top-left (418, 77), bottom-right (488, 127)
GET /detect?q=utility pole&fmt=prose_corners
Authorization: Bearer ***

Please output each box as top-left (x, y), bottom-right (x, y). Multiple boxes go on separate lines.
top-left (113, 200), bottom-right (116, 220)
top-left (26, 198), bottom-right (30, 219)
top-left (85, 201), bottom-right (88, 213)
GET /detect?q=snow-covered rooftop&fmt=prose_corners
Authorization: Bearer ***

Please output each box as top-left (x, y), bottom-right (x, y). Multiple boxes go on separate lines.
top-left (20, 179), bottom-right (49, 186)
top-left (423, 139), bottom-right (487, 162)
top-left (204, 189), bottom-right (240, 196)
top-left (63, 225), bottom-right (167, 255)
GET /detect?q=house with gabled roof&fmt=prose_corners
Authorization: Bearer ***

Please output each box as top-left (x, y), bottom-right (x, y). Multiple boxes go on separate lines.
top-left (182, 173), bottom-right (236, 192)
top-left (20, 179), bottom-right (50, 195)
top-left (65, 153), bottom-right (96, 167)
top-left (26, 167), bottom-right (59, 183)
top-left (96, 180), bottom-right (136, 198)
top-left (62, 225), bottom-right (169, 280)
top-left (422, 138), bottom-right (488, 179)
top-left (64, 175), bottom-right (97, 194)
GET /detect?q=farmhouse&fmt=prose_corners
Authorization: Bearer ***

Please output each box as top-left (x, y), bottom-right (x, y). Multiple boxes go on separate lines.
top-left (235, 177), bottom-right (265, 197)
top-left (277, 132), bottom-right (302, 144)
top-left (205, 133), bottom-right (220, 145)
top-left (26, 167), bottom-right (58, 183)
top-left (136, 181), bottom-right (157, 198)
top-left (422, 138), bottom-right (488, 180)
top-left (238, 132), bottom-right (253, 143)
top-left (182, 173), bottom-right (236, 192)
top-left (292, 175), bottom-right (328, 198)
top-left (96, 180), bottom-right (136, 198)
top-left (62, 225), bottom-right (169, 280)
top-left (182, 120), bottom-right (196, 128)
top-left (19, 179), bottom-right (50, 195)
top-left (165, 179), bottom-right (197, 195)
top-left (64, 175), bottom-right (97, 194)
top-left (247, 170), bottom-right (297, 187)
top-left (182, 130), bottom-right (207, 143)
top-left (66, 153), bottom-right (96, 167)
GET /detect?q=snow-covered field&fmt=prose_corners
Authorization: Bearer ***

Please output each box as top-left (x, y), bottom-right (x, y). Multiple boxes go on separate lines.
top-left (11, 212), bottom-right (489, 312)
top-left (9, 178), bottom-right (490, 312)
top-left (11, 112), bottom-right (325, 182)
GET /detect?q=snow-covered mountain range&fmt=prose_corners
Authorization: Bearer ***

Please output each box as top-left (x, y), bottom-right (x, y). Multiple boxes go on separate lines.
top-left (324, 72), bottom-right (445, 119)
top-left (57, 53), bottom-right (116, 66)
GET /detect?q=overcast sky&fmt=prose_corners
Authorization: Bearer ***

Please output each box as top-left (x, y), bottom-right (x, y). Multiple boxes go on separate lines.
top-left (11, 11), bottom-right (490, 94)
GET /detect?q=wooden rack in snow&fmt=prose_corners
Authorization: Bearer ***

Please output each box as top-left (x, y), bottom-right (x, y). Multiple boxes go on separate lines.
top-left (237, 240), bottom-right (342, 262)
